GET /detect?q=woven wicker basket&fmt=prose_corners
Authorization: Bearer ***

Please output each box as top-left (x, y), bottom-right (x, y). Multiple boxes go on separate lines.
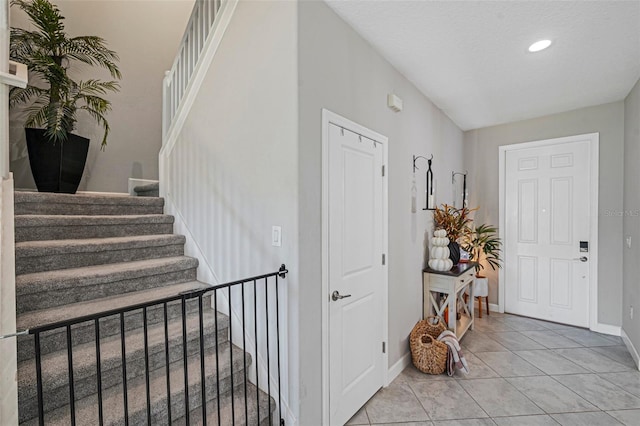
top-left (410, 321), bottom-right (448, 375)
top-left (419, 316), bottom-right (447, 339)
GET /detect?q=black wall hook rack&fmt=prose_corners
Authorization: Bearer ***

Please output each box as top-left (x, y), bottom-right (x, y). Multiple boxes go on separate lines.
top-left (452, 171), bottom-right (468, 208)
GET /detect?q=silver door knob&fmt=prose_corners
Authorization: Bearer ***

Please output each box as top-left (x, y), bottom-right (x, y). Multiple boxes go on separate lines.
top-left (573, 256), bottom-right (588, 262)
top-left (332, 291), bottom-right (352, 301)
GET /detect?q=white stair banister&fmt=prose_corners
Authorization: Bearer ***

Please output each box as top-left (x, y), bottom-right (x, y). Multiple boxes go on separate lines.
top-left (161, 0), bottom-right (238, 149)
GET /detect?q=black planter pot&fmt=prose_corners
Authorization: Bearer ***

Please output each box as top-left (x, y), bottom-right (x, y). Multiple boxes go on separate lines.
top-left (448, 241), bottom-right (461, 266)
top-left (26, 128), bottom-right (90, 194)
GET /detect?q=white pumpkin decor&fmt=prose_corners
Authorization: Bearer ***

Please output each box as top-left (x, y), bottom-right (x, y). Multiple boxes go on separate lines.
top-left (428, 228), bottom-right (453, 271)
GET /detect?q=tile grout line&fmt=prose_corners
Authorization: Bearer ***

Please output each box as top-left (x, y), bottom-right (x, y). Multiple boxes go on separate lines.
top-left (405, 381), bottom-right (433, 423)
top-left (448, 377), bottom-right (494, 421)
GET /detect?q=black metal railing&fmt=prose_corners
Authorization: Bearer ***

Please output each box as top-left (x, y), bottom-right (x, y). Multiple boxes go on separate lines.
top-left (24, 264), bottom-right (288, 425)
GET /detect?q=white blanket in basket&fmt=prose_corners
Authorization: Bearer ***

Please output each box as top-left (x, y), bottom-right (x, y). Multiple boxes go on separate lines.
top-left (437, 330), bottom-right (469, 376)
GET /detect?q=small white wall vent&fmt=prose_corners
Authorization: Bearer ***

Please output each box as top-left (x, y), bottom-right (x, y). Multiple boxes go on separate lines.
top-left (387, 93), bottom-right (403, 112)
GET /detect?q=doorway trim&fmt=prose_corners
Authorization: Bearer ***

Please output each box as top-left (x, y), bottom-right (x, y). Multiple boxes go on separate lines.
top-left (321, 109), bottom-right (389, 424)
top-left (498, 132), bottom-right (599, 330)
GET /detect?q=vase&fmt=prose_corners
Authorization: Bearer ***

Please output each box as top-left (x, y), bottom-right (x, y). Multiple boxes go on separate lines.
top-left (448, 241), bottom-right (461, 266)
top-left (26, 128), bottom-right (90, 194)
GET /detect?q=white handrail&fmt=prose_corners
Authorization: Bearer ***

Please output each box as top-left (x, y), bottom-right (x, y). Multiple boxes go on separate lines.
top-left (162, 0), bottom-right (222, 140)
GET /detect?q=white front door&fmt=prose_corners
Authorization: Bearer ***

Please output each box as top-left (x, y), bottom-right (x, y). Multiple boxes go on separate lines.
top-left (504, 136), bottom-right (596, 327)
top-left (328, 122), bottom-right (385, 425)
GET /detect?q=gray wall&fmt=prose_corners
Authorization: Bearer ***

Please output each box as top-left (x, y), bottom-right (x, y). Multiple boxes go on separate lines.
top-left (623, 78), bottom-right (640, 359)
top-left (10, 0), bottom-right (193, 192)
top-left (464, 101), bottom-right (625, 327)
top-left (298, 1), bottom-right (464, 422)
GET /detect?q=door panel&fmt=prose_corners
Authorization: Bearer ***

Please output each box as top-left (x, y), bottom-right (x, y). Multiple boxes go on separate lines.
top-left (328, 122), bottom-right (384, 425)
top-left (505, 140), bottom-right (590, 327)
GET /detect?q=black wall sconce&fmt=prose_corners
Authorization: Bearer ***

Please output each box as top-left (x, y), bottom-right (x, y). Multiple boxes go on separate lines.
top-left (452, 171), bottom-right (468, 208)
top-left (413, 154), bottom-right (435, 210)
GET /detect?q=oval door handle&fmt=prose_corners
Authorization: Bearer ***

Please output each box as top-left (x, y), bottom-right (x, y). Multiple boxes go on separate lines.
top-left (573, 256), bottom-right (588, 262)
top-left (332, 291), bottom-right (352, 301)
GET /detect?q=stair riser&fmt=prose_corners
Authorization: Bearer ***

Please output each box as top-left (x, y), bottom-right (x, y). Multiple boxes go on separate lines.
top-left (18, 295), bottom-right (215, 362)
top-left (16, 243), bottom-right (185, 275)
top-left (19, 333), bottom-right (229, 422)
top-left (17, 268), bottom-right (197, 314)
top-left (15, 203), bottom-right (163, 216)
top-left (134, 190), bottom-right (159, 197)
top-left (15, 223), bottom-right (174, 242)
top-left (148, 373), bottom-right (249, 426)
top-left (22, 361), bottom-right (250, 426)
top-left (176, 383), bottom-right (275, 426)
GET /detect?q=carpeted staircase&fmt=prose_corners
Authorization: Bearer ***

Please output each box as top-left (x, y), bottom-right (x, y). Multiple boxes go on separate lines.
top-left (14, 191), bottom-right (273, 425)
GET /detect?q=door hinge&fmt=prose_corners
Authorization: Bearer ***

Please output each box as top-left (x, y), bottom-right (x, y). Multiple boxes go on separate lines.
top-left (382, 254), bottom-right (386, 265)
top-left (382, 165), bottom-right (386, 177)
top-left (382, 342), bottom-right (386, 353)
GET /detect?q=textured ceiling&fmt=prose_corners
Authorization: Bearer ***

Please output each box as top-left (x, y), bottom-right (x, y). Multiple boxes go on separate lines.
top-left (325, 0), bottom-right (640, 130)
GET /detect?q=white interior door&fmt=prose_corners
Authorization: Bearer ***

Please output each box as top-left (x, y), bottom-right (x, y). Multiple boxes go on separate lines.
top-left (328, 122), bottom-right (385, 425)
top-left (504, 137), bottom-right (594, 327)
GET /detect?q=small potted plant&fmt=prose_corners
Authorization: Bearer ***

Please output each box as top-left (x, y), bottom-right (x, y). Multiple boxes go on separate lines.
top-left (462, 223), bottom-right (503, 276)
top-left (433, 204), bottom-right (475, 265)
top-left (9, 0), bottom-right (121, 193)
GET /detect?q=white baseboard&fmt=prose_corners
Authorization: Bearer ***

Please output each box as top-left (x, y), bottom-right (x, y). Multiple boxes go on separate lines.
top-left (591, 323), bottom-right (621, 336)
top-left (489, 303), bottom-right (500, 313)
top-left (621, 329), bottom-right (640, 370)
top-left (387, 352), bottom-right (411, 385)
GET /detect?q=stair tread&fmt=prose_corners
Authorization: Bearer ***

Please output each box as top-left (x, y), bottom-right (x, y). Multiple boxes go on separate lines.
top-left (24, 344), bottom-right (249, 425)
top-left (16, 234), bottom-right (186, 256)
top-left (16, 256), bottom-right (199, 296)
top-left (14, 191), bottom-right (164, 206)
top-left (18, 308), bottom-right (229, 398)
top-left (15, 214), bottom-right (174, 226)
top-left (17, 280), bottom-right (212, 330)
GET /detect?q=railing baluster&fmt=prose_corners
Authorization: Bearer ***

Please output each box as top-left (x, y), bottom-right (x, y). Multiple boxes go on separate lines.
top-left (34, 332), bottom-right (45, 426)
top-left (241, 282), bottom-right (248, 424)
top-left (197, 8), bottom-right (201, 60)
top-left (228, 286), bottom-right (235, 424)
top-left (198, 295), bottom-right (208, 425)
top-left (253, 279), bottom-right (260, 420)
top-left (181, 297), bottom-right (190, 424)
top-left (94, 319), bottom-right (104, 426)
top-left (120, 312), bottom-right (129, 426)
top-left (143, 307), bottom-right (151, 425)
top-left (164, 302), bottom-right (172, 424)
top-left (276, 274), bottom-right (283, 425)
top-left (264, 278), bottom-right (272, 425)
top-left (214, 290), bottom-right (221, 426)
top-left (200, 0), bottom-right (207, 40)
top-left (209, 0), bottom-right (215, 30)
top-left (66, 325), bottom-right (76, 426)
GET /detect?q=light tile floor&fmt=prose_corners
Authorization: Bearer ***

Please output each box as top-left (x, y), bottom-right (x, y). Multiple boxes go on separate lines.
top-left (347, 311), bottom-right (640, 426)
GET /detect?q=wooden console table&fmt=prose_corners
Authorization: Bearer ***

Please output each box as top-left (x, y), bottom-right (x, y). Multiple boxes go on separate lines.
top-left (423, 263), bottom-right (477, 339)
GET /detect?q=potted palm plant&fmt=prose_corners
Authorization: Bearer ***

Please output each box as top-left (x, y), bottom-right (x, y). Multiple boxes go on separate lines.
top-left (462, 223), bottom-right (503, 276)
top-left (9, 0), bottom-right (121, 193)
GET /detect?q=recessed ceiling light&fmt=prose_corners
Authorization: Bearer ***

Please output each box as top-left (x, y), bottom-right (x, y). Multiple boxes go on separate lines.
top-left (528, 39), bottom-right (552, 53)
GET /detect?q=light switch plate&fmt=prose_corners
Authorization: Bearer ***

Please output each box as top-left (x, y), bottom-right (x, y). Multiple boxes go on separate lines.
top-left (272, 226), bottom-right (282, 247)
top-left (627, 236), bottom-right (632, 249)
